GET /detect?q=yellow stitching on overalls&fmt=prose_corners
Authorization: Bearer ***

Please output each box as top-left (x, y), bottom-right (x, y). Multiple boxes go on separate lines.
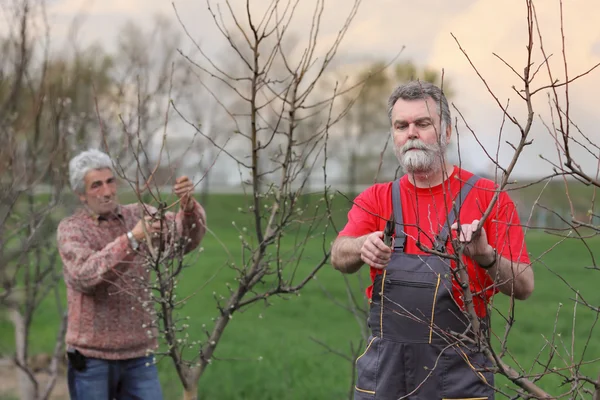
top-left (458, 347), bottom-right (489, 385)
top-left (380, 270), bottom-right (387, 339)
top-left (355, 386), bottom-right (376, 395)
top-left (441, 397), bottom-right (488, 400)
top-left (429, 273), bottom-right (442, 344)
top-left (355, 336), bottom-right (377, 364)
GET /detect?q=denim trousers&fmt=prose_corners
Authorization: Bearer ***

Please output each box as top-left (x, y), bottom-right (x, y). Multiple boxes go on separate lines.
top-left (67, 354), bottom-right (163, 400)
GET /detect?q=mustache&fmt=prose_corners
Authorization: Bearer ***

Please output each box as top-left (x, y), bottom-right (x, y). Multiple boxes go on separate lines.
top-left (92, 196), bottom-right (114, 203)
top-left (400, 140), bottom-right (438, 154)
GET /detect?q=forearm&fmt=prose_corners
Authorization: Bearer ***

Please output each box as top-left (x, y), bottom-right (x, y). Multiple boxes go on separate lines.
top-left (331, 235), bottom-right (367, 274)
top-left (475, 247), bottom-right (534, 300)
top-left (61, 235), bottom-right (135, 293)
top-left (176, 200), bottom-right (207, 253)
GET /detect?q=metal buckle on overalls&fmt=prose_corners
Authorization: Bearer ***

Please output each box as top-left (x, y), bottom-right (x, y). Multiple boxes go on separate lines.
top-left (434, 238), bottom-right (446, 253)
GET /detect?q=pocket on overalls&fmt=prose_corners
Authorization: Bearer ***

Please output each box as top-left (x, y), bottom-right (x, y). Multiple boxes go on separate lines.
top-left (354, 336), bottom-right (380, 398)
top-left (383, 276), bottom-right (439, 342)
top-left (441, 345), bottom-right (494, 399)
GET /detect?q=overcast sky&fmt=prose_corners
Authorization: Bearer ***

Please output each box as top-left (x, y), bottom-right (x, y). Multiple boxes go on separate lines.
top-left (43, 0), bottom-right (600, 179)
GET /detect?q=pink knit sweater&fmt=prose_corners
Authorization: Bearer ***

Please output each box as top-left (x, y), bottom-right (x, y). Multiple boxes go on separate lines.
top-left (57, 201), bottom-right (206, 360)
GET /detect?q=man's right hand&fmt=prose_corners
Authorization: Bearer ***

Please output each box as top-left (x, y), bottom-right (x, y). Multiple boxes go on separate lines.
top-left (360, 231), bottom-right (393, 270)
top-left (131, 216), bottom-right (163, 241)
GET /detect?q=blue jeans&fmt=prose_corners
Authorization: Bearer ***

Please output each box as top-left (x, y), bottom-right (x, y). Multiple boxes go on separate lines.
top-left (67, 354), bottom-right (163, 400)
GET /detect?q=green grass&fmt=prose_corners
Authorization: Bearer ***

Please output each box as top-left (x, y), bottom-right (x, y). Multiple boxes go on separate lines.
top-left (490, 232), bottom-right (600, 398)
top-left (1, 192), bottom-right (600, 399)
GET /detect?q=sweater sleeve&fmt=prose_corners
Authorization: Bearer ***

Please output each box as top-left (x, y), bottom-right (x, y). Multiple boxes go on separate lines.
top-left (57, 221), bottom-right (135, 293)
top-left (163, 199), bottom-right (207, 254)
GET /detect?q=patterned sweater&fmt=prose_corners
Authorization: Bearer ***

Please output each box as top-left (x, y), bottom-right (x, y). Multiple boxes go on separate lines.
top-left (57, 201), bottom-right (206, 360)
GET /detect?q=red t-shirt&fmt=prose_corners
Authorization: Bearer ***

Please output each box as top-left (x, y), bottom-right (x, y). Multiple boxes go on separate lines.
top-left (338, 166), bottom-right (530, 316)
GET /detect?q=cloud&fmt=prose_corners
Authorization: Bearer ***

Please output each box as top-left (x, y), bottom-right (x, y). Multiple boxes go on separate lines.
top-left (46, 0), bottom-right (475, 60)
top-left (41, 0), bottom-right (600, 178)
top-left (317, 0), bottom-right (476, 62)
top-left (427, 0), bottom-right (600, 178)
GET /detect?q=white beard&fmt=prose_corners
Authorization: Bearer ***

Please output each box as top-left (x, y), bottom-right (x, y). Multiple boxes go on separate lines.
top-left (394, 138), bottom-right (447, 174)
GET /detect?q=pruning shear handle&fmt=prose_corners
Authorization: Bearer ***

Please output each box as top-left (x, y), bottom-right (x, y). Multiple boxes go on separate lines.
top-left (383, 212), bottom-right (395, 248)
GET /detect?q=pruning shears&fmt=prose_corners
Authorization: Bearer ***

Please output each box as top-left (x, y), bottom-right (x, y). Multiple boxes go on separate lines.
top-left (383, 212), bottom-right (395, 248)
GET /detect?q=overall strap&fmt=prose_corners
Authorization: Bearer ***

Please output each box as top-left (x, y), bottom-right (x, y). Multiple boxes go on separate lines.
top-left (434, 174), bottom-right (481, 252)
top-left (391, 179), bottom-right (405, 251)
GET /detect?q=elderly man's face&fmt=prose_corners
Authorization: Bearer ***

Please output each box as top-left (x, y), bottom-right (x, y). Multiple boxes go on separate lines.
top-left (79, 168), bottom-right (118, 216)
top-left (391, 97), bottom-right (450, 174)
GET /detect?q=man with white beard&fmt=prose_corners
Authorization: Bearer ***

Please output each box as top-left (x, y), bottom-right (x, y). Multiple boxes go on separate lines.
top-left (331, 81), bottom-right (534, 399)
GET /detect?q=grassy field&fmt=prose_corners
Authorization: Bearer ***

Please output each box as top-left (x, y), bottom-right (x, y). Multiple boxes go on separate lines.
top-left (1, 192), bottom-right (600, 399)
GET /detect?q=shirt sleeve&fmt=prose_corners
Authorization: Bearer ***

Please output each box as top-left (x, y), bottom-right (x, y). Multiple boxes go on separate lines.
top-left (338, 186), bottom-right (380, 238)
top-left (164, 199), bottom-right (207, 254)
top-left (57, 221), bottom-right (135, 294)
top-left (485, 191), bottom-right (531, 265)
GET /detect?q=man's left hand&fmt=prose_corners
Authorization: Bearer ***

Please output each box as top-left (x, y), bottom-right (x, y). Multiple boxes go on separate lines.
top-left (451, 219), bottom-right (494, 263)
top-left (174, 176), bottom-right (195, 212)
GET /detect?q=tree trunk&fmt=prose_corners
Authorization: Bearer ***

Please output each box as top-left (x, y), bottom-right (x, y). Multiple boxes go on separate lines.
top-left (10, 308), bottom-right (36, 400)
top-left (592, 371), bottom-right (600, 400)
top-left (182, 381), bottom-right (198, 400)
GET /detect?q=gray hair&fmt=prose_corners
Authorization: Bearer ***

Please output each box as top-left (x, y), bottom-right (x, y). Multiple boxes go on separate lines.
top-left (68, 149), bottom-right (114, 194)
top-left (387, 81), bottom-right (451, 137)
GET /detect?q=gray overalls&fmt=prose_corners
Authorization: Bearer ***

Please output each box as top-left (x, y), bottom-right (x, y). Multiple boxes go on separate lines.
top-left (354, 176), bottom-right (494, 400)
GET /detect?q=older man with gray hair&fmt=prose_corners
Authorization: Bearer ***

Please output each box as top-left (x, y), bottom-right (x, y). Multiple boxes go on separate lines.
top-left (331, 81), bottom-right (534, 399)
top-left (57, 149), bottom-right (207, 400)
